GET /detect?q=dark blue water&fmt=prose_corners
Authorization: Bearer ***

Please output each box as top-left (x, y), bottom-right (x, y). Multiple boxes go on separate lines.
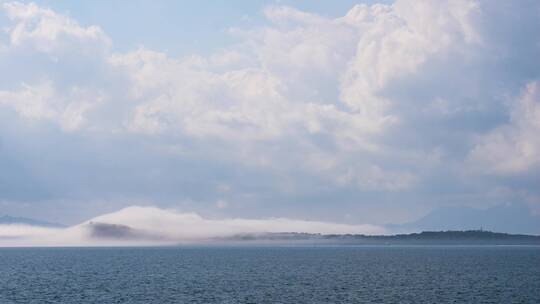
top-left (0, 246), bottom-right (538, 303)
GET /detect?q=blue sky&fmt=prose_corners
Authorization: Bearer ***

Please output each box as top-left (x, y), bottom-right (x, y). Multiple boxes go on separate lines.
top-left (0, 0), bottom-right (539, 232)
top-left (29, 0), bottom-right (391, 56)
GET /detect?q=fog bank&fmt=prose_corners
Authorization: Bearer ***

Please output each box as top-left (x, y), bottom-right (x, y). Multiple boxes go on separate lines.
top-left (0, 206), bottom-right (386, 246)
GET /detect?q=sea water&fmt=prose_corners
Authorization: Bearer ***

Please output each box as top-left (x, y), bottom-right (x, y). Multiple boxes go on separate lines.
top-left (0, 246), bottom-right (538, 303)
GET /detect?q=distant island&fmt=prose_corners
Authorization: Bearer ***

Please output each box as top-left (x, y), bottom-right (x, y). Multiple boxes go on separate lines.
top-left (76, 223), bottom-right (540, 245)
top-left (218, 230), bottom-right (540, 245)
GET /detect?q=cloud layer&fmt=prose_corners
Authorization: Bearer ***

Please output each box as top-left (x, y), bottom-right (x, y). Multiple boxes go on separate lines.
top-left (0, 1), bottom-right (539, 226)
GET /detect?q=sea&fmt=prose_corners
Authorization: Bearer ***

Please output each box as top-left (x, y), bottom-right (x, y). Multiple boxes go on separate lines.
top-left (0, 246), bottom-right (538, 303)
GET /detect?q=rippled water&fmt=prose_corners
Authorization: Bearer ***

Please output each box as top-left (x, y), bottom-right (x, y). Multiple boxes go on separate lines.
top-left (0, 246), bottom-right (538, 303)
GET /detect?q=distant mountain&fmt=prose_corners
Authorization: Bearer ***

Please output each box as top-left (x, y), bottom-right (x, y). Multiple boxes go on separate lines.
top-left (388, 204), bottom-right (540, 235)
top-left (0, 215), bottom-right (65, 228)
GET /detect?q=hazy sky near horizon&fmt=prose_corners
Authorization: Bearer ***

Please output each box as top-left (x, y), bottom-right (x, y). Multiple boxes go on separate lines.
top-left (0, 0), bottom-right (539, 226)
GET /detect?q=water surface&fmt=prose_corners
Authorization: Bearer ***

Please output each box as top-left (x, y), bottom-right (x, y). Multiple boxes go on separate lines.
top-left (0, 246), bottom-right (538, 303)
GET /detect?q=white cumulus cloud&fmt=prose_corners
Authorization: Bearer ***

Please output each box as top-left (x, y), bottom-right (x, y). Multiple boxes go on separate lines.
top-left (0, 0), bottom-right (538, 223)
top-left (469, 80), bottom-right (540, 174)
top-left (3, 1), bottom-right (110, 53)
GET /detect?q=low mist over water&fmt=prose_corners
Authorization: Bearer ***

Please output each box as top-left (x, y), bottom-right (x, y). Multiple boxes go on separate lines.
top-left (0, 206), bottom-right (386, 246)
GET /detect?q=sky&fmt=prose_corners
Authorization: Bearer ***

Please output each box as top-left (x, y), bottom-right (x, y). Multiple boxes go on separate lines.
top-left (0, 0), bottom-right (539, 229)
